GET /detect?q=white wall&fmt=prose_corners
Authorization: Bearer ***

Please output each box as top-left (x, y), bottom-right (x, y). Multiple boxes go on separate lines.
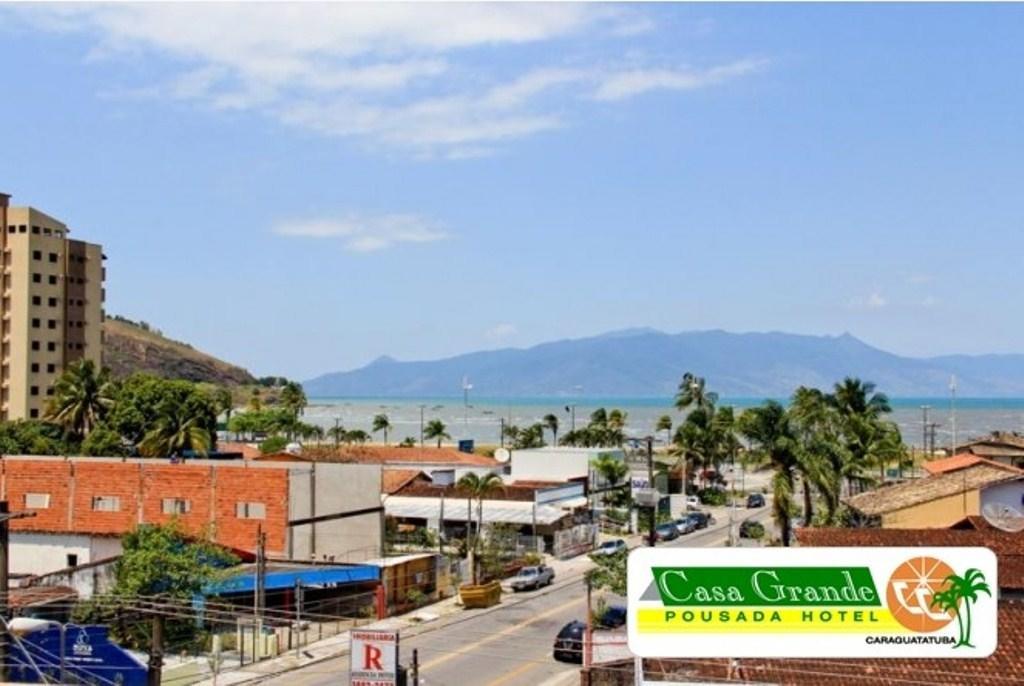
top-left (10, 532), bottom-right (122, 576)
top-left (288, 463), bottom-right (385, 562)
top-left (510, 447), bottom-right (625, 483)
top-left (981, 479), bottom-right (1024, 513)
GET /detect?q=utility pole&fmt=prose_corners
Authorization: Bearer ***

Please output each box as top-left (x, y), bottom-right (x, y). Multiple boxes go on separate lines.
top-left (147, 615), bottom-right (164, 686)
top-left (294, 581), bottom-right (303, 659)
top-left (255, 526), bottom-right (267, 619)
top-left (419, 405), bottom-right (426, 448)
top-left (0, 501), bottom-right (36, 684)
top-left (950, 375), bottom-right (958, 454)
top-left (411, 648), bottom-right (420, 686)
top-left (584, 575), bottom-right (593, 669)
top-left (499, 417), bottom-right (505, 449)
top-left (334, 418), bottom-right (340, 447)
top-left (646, 437), bottom-right (656, 547)
top-left (921, 405), bottom-right (931, 460)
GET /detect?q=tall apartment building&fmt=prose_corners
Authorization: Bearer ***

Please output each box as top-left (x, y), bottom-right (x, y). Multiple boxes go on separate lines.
top-left (0, 193), bottom-right (105, 420)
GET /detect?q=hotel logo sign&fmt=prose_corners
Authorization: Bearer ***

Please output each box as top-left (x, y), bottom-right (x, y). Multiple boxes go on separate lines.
top-left (627, 547), bottom-right (997, 658)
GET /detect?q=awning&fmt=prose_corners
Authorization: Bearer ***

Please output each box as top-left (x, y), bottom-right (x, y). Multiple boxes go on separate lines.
top-left (385, 496), bottom-right (571, 526)
top-left (206, 564), bottom-right (379, 595)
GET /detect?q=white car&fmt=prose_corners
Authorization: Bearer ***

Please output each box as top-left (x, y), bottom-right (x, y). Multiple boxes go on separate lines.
top-left (685, 495), bottom-right (700, 510)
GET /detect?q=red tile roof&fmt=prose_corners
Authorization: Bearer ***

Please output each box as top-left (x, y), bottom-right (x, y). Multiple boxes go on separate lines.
top-left (258, 445), bottom-right (500, 468)
top-left (592, 596), bottom-right (1024, 684)
top-left (796, 527), bottom-right (1024, 590)
top-left (923, 453), bottom-right (1024, 476)
top-left (381, 469), bottom-right (429, 494)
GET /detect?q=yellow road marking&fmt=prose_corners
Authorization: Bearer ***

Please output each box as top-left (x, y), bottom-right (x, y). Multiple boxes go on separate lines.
top-left (486, 658), bottom-right (540, 686)
top-left (419, 594), bottom-right (583, 672)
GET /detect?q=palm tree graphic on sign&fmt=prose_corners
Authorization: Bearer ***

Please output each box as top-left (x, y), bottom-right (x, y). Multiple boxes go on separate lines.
top-left (930, 568), bottom-right (992, 648)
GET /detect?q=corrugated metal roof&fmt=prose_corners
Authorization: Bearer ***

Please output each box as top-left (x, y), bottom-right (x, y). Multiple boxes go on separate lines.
top-left (384, 496), bottom-right (572, 526)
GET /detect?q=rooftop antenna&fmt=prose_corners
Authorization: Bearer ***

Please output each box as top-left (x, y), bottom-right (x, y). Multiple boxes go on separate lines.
top-left (949, 375), bottom-right (958, 454)
top-left (982, 502), bottom-right (1024, 533)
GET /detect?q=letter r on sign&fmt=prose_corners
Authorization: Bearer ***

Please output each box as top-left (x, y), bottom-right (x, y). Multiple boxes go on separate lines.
top-left (363, 644), bottom-right (383, 670)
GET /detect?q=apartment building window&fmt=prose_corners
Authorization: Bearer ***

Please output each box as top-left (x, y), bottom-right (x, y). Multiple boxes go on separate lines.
top-left (47, 342), bottom-right (56, 352)
top-left (48, 297), bottom-right (57, 307)
top-left (18, 225), bottom-right (26, 233)
top-left (32, 250), bottom-right (41, 261)
top-left (30, 386), bottom-right (39, 396)
top-left (48, 275), bottom-right (57, 285)
top-left (31, 341), bottom-right (39, 351)
top-left (43, 227), bottom-right (51, 236)
top-left (24, 493), bottom-right (50, 509)
top-left (235, 502), bottom-right (266, 520)
top-left (29, 408), bottom-right (38, 418)
top-left (47, 319), bottom-right (56, 329)
top-left (32, 273), bottom-right (41, 283)
top-left (46, 388), bottom-right (54, 396)
top-left (31, 296), bottom-right (41, 306)
top-left (31, 318), bottom-right (40, 328)
top-left (67, 554), bottom-right (78, 568)
top-left (92, 496), bottom-right (120, 512)
top-left (162, 498), bottom-right (191, 515)
top-left (48, 252), bottom-right (58, 263)
top-left (30, 363), bottom-right (39, 373)
top-left (46, 363), bottom-right (55, 373)
top-left (31, 226), bottom-right (40, 235)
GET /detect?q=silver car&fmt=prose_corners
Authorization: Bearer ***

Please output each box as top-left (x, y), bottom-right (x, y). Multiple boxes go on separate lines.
top-left (511, 565), bottom-right (555, 591)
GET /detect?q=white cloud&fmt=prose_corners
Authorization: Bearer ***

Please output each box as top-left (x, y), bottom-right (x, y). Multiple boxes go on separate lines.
top-left (847, 291), bottom-right (888, 310)
top-left (485, 323), bottom-right (518, 341)
top-left (8, 4), bottom-right (765, 156)
top-left (592, 58), bottom-right (768, 101)
top-left (274, 214), bottom-right (449, 253)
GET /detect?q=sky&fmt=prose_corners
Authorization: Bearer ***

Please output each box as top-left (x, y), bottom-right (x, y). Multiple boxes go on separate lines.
top-left (1, 3), bottom-right (1023, 381)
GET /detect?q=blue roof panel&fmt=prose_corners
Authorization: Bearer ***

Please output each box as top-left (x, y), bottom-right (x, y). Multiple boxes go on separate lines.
top-left (207, 565), bottom-right (379, 594)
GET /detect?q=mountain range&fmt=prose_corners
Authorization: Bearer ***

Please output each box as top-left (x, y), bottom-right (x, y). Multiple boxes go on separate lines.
top-left (302, 329), bottom-right (1024, 399)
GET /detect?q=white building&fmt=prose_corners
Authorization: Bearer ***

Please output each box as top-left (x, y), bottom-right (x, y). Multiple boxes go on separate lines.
top-left (510, 447), bottom-right (625, 485)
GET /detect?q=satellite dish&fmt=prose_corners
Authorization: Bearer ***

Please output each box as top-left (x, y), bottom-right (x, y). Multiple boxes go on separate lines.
top-left (494, 448), bottom-right (511, 463)
top-left (982, 502), bottom-right (1024, 532)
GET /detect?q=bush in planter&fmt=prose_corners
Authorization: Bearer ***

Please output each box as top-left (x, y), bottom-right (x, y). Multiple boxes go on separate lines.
top-left (698, 488), bottom-right (727, 506)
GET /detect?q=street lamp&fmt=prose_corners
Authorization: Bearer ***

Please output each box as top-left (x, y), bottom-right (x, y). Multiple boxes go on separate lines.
top-left (564, 404), bottom-right (576, 432)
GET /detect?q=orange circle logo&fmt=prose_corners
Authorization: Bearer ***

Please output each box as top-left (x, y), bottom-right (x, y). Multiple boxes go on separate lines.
top-left (886, 556), bottom-right (957, 632)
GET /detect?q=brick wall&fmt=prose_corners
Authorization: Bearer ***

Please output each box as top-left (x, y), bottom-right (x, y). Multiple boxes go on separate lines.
top-left (0, 458), bottom-right (289, 555)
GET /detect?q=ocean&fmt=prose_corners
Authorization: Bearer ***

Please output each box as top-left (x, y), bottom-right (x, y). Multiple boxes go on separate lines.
top-left (301, 396), bottom-right (1024, 449)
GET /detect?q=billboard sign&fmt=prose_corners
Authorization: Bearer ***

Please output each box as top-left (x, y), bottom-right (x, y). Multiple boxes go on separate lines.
top-left (628, 547), bottom-right (997, 658)
top-left (350, 629), bottom-right (399, 686)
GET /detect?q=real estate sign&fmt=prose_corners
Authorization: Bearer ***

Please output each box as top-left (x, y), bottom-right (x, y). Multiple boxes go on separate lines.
top-left (349, 629), bottom-right (399, 686)
top-left (628, 547), bottom-right (997, 658)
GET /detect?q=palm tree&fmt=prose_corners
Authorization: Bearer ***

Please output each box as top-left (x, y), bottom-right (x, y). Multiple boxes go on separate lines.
top-left (655, 415), bottom-right (672, 444)
top-left (424, 419), bottom-right (450, 448)
top-left (675, 373), bottom-right (718, 412)
top-left (739, 401), bottom-right (800, 546)
top-left (827, 377), bottom-right (897, 492)
top-left (345, 429), bottom-right (370, 444)
top-left (327, 424), bottom-right (347, 446)
top-left (937, 569), bottom-right (987, 651)
top-left (542, 413), bottom-right (559, 446)
top-left (457, 472), bottom-right (504, 585)
top-left (46, 359), bottom-right (117, 440)
top-left (279, 381), bottom-right (307, 419)
top-left (372, 413), bottom-right (392, 445)
top-left (139, 408), bottom-right (212, 457)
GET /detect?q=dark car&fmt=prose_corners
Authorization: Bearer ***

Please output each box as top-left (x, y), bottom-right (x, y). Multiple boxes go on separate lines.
top-left (553, 620), bottom-right (586, 663)
top-left (688, 511), bottom-right (715, 529)
top-left (747, 493), bottom-right (766, 508)
top-left (597, 605), bottom-right (627, 629)
top-left (655, 523), bottom-right (680, 541)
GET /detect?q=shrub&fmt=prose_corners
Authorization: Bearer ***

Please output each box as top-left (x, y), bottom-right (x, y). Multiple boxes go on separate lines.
top-left (698, 488), bottom-right (727, 506)
top-left (259, 435), bottom-right (288, 454)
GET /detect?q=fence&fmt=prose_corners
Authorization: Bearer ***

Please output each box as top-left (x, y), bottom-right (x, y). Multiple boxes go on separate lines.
top-left (553, 523), bottom-right (598, 559)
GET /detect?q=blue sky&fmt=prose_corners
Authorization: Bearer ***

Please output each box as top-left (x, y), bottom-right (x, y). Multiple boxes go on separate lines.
top-left (2, 3), bottom-right (1023, 380)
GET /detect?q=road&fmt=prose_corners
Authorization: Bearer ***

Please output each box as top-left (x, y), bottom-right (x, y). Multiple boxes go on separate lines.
top-left (261, 505), bottom-right (772, 686)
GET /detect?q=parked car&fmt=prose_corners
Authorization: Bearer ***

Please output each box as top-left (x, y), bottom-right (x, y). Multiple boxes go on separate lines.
top-left (739, 520), bottom-right (766, 539)
top-left (511, 565), bottom-right (555, 591)
top-left (594, 539), bottom-right (627, 556)
top-left (688, 511), bottom-right (715, 529)
top-left (596, 605), bottom-right (627, 629)
top-left (747, 493), bottom-right (766, 508)
top-left (685, 495), bottom-right (701, 510)
top-left (654, 523), bottom-right (680, 541)
top-left (673, 516), bottom-right (697, 535)
top-left (553, 620), bottom-right (586, 663)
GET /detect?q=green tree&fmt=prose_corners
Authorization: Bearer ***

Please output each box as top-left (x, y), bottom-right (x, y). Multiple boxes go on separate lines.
top-left (46, 359), bottom-right (116, 440)
top-left (75, 522), bottom-right (237, 649)
top-left (542, 413), bottom-right (559, 445)
top-left (828, 377), bottom-right (897, 487)
top-left (675, 372), bottom-right (717, 412)
top-left (328, 424), bottom-right (347, 446)
top-left (0, 419), bottom-right (68, 455)
top-left (592, 453), bottom-right (629, 507)
top-left (259, 435), bottom-right (288, 454)
top-left (457, 472), bottom-right (504, 585)
top-left (279, 381), bottom-right (307, 419)
top-left (107, 375), bottom-right (219, 449)
top-left (139, 407), bottom-right (213, 457)
top-left (739, 401), bottom-right (799, 546)
top-left (424, 419), bottom-right (450, 448)
top-left (372, 413), bottom-right (393, 445)
top-left (345, 429), bottom-right (370, 444)
top-left (81, 423), bottom-right (127, 457)
top-left (586, 550), bottom-right (627, 596)
top-left (655, 415), bottom-right (673, 444)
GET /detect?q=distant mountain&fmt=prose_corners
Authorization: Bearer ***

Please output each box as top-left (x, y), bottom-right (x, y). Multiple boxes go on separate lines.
top-left (104, 317), bottom-right (255, 387)
top-left (303, 329), bottom-right (1024, 398)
